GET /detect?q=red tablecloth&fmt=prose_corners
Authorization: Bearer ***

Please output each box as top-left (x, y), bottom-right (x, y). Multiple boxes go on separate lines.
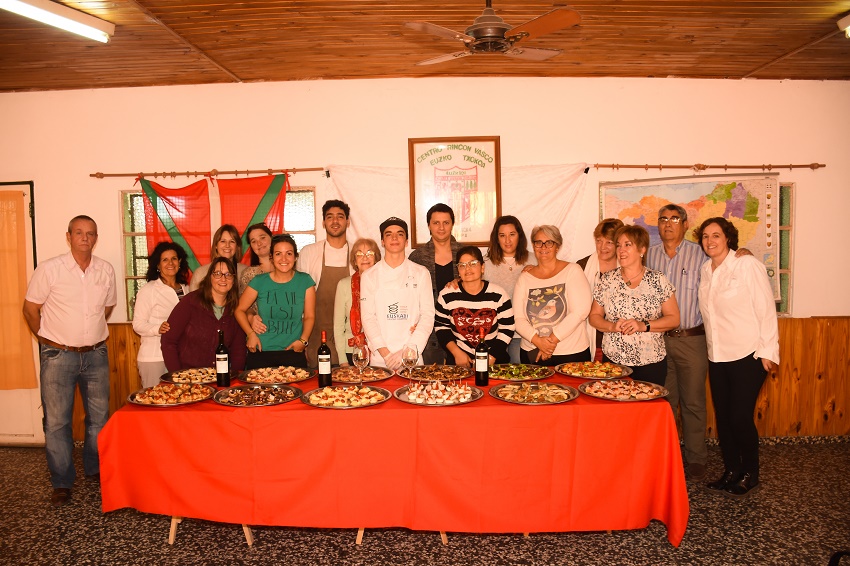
top-left (99, 375), bottom-right (689, 545)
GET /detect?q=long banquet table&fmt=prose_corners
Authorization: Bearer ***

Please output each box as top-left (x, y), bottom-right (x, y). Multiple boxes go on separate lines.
top-left (99, 374), bottom-right (690, 546)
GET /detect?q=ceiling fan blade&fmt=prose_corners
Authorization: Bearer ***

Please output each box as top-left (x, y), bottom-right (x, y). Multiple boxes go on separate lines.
top-left (415, 51), bottom-right (473, 66)
top-left (405, 22), bottom-right (473, 43)
top-left (507, 8), bottom-right (581, 42)
top-left (503, 47), bottom-right (562, 61)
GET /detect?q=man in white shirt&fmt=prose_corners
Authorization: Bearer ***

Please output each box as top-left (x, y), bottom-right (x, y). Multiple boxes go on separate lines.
top-left (360, 217), bottom-right (434, 370)
top-left (23, 216), bottom-right (117, 508)
top-left (296, 199), bottom-right (354, 365)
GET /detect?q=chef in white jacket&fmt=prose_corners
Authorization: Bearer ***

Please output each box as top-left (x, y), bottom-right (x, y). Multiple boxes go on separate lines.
top-left (360, 217), bottom-right (435, 370)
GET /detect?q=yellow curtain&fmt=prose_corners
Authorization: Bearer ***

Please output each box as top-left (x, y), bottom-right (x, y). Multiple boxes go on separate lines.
top-left (0, 191), bottom-right (37, 389)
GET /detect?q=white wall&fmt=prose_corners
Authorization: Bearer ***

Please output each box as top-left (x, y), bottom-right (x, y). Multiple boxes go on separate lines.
top-left (2, 77), bottom-right (848, 320)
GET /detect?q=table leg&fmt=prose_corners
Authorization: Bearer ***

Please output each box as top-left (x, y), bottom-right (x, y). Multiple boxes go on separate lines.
top-left (168, 516), bottom-right (182, 545)
top-left (523, 532), bottom-right (530, 538)
top-left (356, 528), bottom-right (365, 545)
top-left (242, 524), bottom-right (254, 546)
top-left (440, 531), bottom-right (448, 545)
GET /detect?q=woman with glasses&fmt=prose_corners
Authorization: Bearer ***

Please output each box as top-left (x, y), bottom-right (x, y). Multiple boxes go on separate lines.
top-left (161, 257), bottom-right (246, 372)
top-left (189, 224), bottom-right (247, 292)
top-left (133, 241), bottom-right (191, 386)
top-left (235, 234), bottom-right (316, 369)
top-left (333, 238), bottom-right (381, 366)
top-left (435, 246), bottom-right (515, 366)
top-left (588, 225), bottom-right (680, 385)
top-left (512, 225), bottom-right (592, 366)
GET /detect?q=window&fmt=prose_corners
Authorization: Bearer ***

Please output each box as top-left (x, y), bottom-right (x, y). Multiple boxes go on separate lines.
top-left (122, 186), bottom-right (315, 319)
top-left (776, 182), bottom-right (793, 315)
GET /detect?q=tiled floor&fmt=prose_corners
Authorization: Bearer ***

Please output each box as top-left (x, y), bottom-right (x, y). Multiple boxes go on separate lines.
top-left (1, 439), bottom-right (848, 565)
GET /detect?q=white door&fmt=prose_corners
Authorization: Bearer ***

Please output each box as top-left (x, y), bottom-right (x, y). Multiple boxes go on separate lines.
top-left (0, 184), bottom-right (44, 446)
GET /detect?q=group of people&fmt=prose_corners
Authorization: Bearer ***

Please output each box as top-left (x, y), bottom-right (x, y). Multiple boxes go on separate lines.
top-left (24, 201), bottom-right (779, 508)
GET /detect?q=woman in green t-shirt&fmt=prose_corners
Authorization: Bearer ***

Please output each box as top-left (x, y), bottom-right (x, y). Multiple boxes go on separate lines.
top-left (236, 234), bottom-right (316, 369)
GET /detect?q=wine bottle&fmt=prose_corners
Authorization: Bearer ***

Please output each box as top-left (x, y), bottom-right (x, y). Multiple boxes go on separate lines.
top-left (474, 326), bottom-right (489, 386)
top-left (215, 329), bottom-right (230, 387)
top-left (317, 330), bottom-right (332, 388)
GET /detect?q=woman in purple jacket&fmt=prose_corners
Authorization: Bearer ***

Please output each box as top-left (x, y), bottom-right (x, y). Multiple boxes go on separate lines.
top-left (161, 257), bottom-right (246, 371)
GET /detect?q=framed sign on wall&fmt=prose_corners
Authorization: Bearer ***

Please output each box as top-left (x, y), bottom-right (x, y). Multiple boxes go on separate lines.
top-left (408, 136), bottom-right (501, 247)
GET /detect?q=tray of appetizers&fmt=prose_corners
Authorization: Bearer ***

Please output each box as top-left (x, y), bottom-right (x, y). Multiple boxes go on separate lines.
top-left (301, 385), bottom-right (391, 409)
top-left (128, 383), bottom-right (214, 407)
top-left (578, 379), bottom-right (668, 401)
top-left (160, 367), bottom-right (217, 384)
top-left (489, 364), bottom-right (555, 381)
top-left (489, 382), bottom-right (579, 405)
top-left (238, 366), bottom-right (314, 384)
top-left (397, 364), bottom-right (472, 382)
top-left (213, 384), bottom-right (302, 407)
top-left (332, 366), bottom-right (394, 383)
top-left (393, 382), bottom-right (483, 406)
top-left (556, 361), bottom-right (633, 379)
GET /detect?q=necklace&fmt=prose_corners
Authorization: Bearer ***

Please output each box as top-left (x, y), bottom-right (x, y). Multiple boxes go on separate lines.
top-left (504, 256), bottom-right (516, 271)
top-left (622, 267), bottom-right (644, 287)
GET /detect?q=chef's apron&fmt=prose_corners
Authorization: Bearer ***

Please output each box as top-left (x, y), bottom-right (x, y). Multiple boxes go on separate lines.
top-left (306, 242), bottom-right (349, 366)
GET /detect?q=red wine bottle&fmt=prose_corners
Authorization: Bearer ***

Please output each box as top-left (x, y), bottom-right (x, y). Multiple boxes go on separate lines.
top-left (215, 329), bottom-right (230, 387)
top-left (317, 330), bottom-right (332, 388)
top-left (474, 326), bottom-right (489, 386)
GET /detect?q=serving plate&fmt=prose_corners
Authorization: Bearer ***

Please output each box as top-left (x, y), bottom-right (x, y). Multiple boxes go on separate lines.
top-left (397, 365), bottom-right (472, 382)
top-left (213, 384), bottom-right (302, 407)
top-left (238, 366), bottom-right (314, 384)
top-left (556, 361), bottom-right (633, 380)
top-left (160, 367), bottom-right (217, 384)
top-left (489, 382), bottom-right (578, 405)
top-left (300, 385), bottom-right (391, 409)
top-left (332, 366), bottom-right (394, 384)
top-left (127, 383), bottom-right (215, 407)
top-left (578, 379), bottom-right (668, 402)
top-left (393, 383), bottom-right (483, 407)
top-left (489, 364), bottom-right (555, 381)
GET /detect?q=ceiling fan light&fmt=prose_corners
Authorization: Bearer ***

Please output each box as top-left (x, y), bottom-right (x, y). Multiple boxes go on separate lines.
top-left (0, 0), bottom-right (115, 43)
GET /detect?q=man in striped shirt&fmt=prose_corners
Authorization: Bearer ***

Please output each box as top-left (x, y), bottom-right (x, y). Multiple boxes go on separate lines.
top-left (646, 204), bottom-right (709, 482)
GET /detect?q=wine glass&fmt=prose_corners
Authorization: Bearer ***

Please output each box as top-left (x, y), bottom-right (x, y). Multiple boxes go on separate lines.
top-left (352, 344), bottom-right (370, 387)
top-left (401, 343), bottom-right (419, 382)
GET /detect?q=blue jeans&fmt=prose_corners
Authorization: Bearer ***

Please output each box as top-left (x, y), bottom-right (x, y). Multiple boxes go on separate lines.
top-left (40, 344), bottom-right (110, 488)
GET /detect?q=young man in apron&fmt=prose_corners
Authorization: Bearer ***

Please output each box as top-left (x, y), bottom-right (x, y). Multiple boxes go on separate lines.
top-left (296, 199), bottom-right (354, 366)
top-left (360, 217), bottom-right (434, 370)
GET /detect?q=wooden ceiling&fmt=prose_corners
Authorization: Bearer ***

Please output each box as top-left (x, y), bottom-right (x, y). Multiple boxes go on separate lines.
top-left (2, 1), bottom-right (850, 92)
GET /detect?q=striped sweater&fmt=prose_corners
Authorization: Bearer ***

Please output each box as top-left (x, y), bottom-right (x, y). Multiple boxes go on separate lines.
top-left (435, 281), bottom-right (515, 363)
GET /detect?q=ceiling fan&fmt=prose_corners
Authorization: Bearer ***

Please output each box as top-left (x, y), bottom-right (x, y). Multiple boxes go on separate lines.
top-left (405, 1), bottom-right (581, 66)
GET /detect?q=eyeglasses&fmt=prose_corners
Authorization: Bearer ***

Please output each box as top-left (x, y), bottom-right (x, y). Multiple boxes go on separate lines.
top-left (532, 240), bottom-right (556, 249)
top-left (354, 250), bottom-right (375, 258)
top-left (211, 271), bottom-right (233, 280)
top-left (457, 260), bottom-right (480, 269)
top-left (658, 216), bottom-right (682, 224)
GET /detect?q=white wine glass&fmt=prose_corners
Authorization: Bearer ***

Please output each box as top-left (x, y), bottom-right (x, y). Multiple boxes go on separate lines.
top-left (401, 343), bottom-right (419, 382)
top-left (352, 344), bottom-right (370, 387)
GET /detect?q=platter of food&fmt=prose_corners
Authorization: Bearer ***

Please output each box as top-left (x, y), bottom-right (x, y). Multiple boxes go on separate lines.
top-left (160, 367), bottom-right (217, 384)
top-left (397, 365), bottom-right (471, 382)
top-left (489, 364), bottom-right (555, 381)
top-left (556, 361), bottom-right (633, 379)
top-left (332, 366), bottom-right (394, 383)
top-left (213, 384), bottom-right (302, 407)
top-left (578, 379), bottom-right (668, 402)
top-left (301, 385), bottom-right (391, 409)
top-left (393, 382), bottom-right (483, 406)
top-left (128, 383), bottom-right (215, 407)
top-left (238, 366), bottom-right (314, 384)
top-left (489, 382), bottom-right (578, 405)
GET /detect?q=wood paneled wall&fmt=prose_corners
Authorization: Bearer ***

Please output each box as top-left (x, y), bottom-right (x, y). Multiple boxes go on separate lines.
top-left (73, 318), bottom-right (850, 440)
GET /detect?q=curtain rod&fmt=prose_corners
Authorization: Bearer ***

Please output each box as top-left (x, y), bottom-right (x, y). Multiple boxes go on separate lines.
top-left (90, 167), bottom-right (327, 179)
top-left (593, 163), bottom-right (825, 172)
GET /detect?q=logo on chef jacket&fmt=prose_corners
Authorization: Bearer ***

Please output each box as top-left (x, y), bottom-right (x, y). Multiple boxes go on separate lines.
top-left (386, 302), bottom-right (408, 320)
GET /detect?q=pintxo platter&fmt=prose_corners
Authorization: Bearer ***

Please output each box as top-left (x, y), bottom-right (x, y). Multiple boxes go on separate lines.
top-left (332, 366), bottom-right (394, 384)
top-left (128, 383), bottom-right (215, 407)
top-left (397, 364), bottom-right (471, 382)
top-left (489, 364), bottom-right (555, 381)
top-left (301, 385), bottom-right (391, 409)
top-left (490, 382), bottom-right (578, 405)
top-left (578, 379), bottom-right (668, 402)
top-left (213, 384), bottom-right (302, 407)
top-left (239, 366), bottom-right (314, 384)
top-left (394, 382), bottom-right (483, 406)
top-left (161, 367), bottom-right (217, 384)
top-left (556, 361), bottom-right (633, 379)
